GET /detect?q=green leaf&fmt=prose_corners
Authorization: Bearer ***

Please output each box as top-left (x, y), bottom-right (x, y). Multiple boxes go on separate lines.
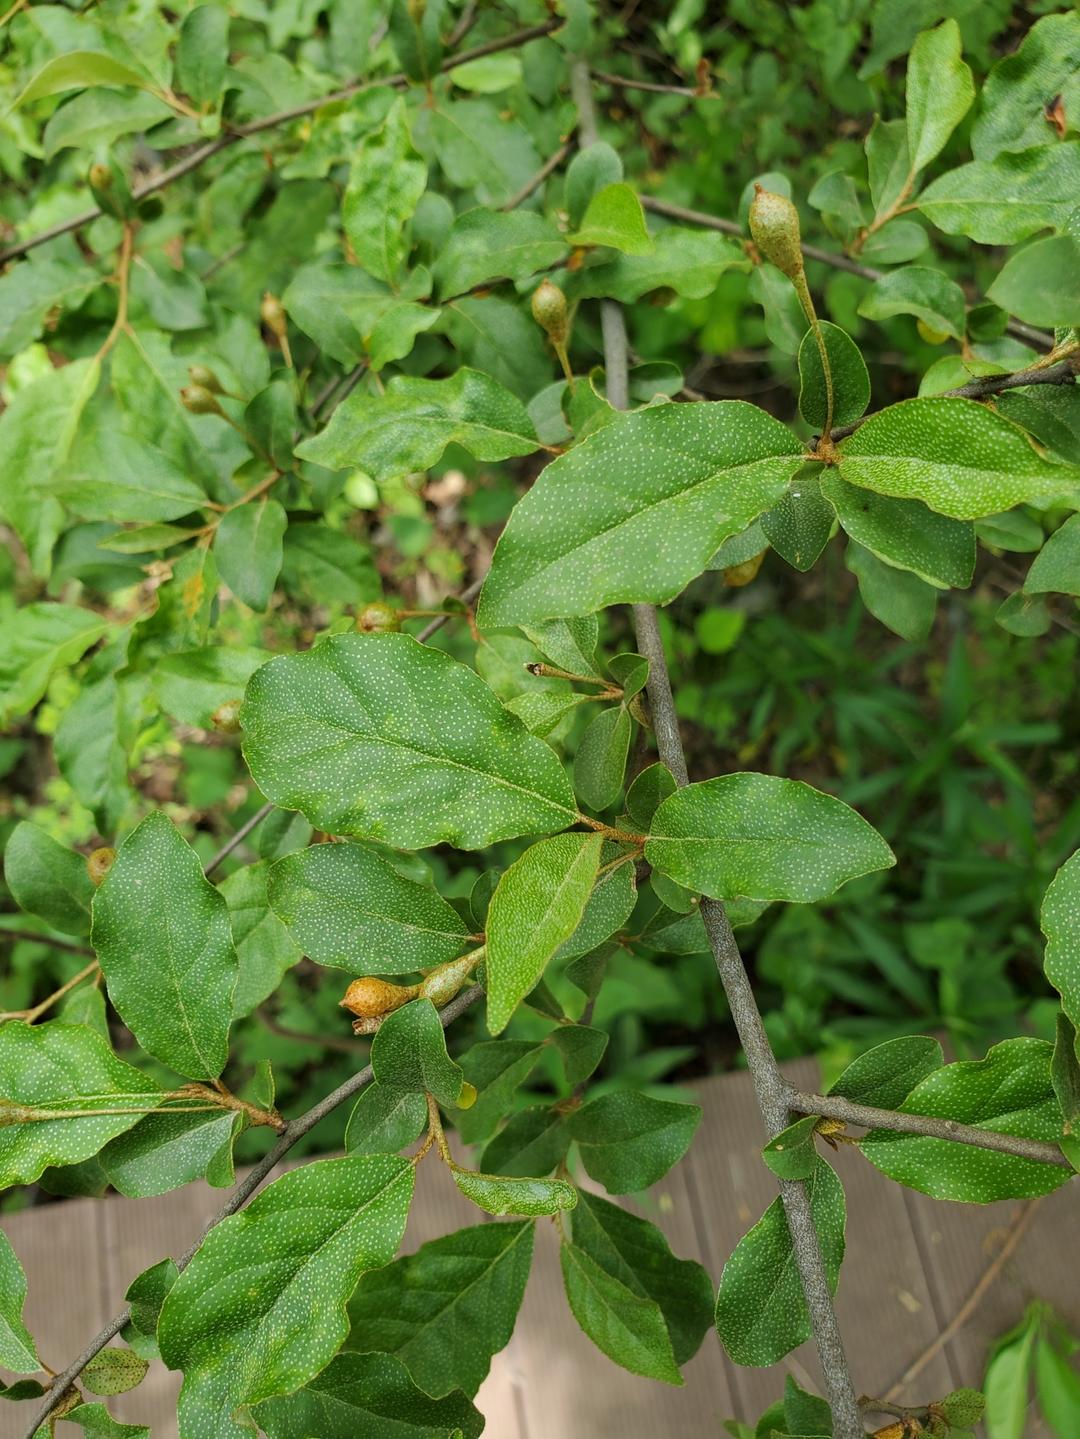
top-left (715, 1156), bottom-right (845, 1366)
top-left (371, 999), bottom-right (464, 1108)
top-left (551, 1024), bottom-right (609, 1087)
top-left (476, 401), bottom-right (804, 628)
top-left (996, 590), bottom-right (1051, 638)
top-left (5, 822), bottom-right (95, 936)
top-left (9, 52), bottom-right (154, 110)
top-left (345, 1084), bottom-right (428, 1156)
top-left (0, 1022), bottom-right (162, 1190)
top-left (486, 833), bottom-right (602, 1033)
top-left (346, 1221), bottom-right (534, 1399)
top-left (762, 1115), bottom-right (820, 1180)
top-left (983, 1313), bottom-right (1037, 1439)
top-left (761, 474), bottom-right (834, 573)
top-left (388, 0), bottom-right (445, 83)
top-left (1051, 1014), bottom-right (1080, 1166)
top-left (560, 1242), bottom-right (681, 1384)
top-left (1042, 851), bottom-right (1080, 1036)
top-left (625, 764), bottom-right (678, 831)
top-left (829, 1035), bottom-right (944, 1109)
top-left (837, 397), bottom-right (1079, 520)
top-left (57, 429), bottom-right (209, 524)
top-left (343, 97), bottom-right (427, 285)
top-left (159, 1155), bottom-right (414, 1436)
top-left (797, 323), bottom-right (869, 429)
top-left (448, 52), bottom-right (522, 93)
top-left (566, 142), bottom-right (623, 227)
top-left (571, 1189), bottom-right (712, 1366)
top-left (427, 97), bottom-right (540, 208)
top-left (972, 11), bottom-right (1080, 161)
top-left (268, 842), bottom-right (468, 975)
top-left (860, 1038), bottom-right (1073, 1201)
top-left (284, 263), bottom-right (437, 370)
top-left (860, 218), bottom-right (929, 265)
top-left (1035, 1334), bottom-right (1080, 1437)
top-left (857, 266), bottom-right (966, 341)
top-left (782, 1376), bottom-right (832, 1435)
top-left (987, 236), bottom-right (1080, 329)
top-left (434, 209), bottom-right (565, 299)
top-left (125, 1257), bottom-right (179, 1341)
top-left (522, 617), bottom-right (601, 677)
top-left (218, 861), bottom-right (301, 1018)
top-left (481, 1105), bottom-right (571, 1176)
top-left (645, 773), bottom-right (894, 904)
top-left (100, 1110), bottom-right (238, 1197)
top-left (60, 1402), bottom-right (149, 1438)
top-left (297, 369), bottom-right (539, 482)
top-left (281, 525), bottom-right (381, 605)
top-left (574, 706), bottom-right (632, 811)
top-left (452, 1165), bottom-right (576, 1216)
top-left (214, 499), bottom-right (286, 612)
top-left (153, 646), bottom-right (271, 728)
top-left (0, 256), bottom-right (101, 358)
top-left (241, 633), bottom-right (577, 849)
top-left (919, 144), bottom-right (1080, 245)
top-left (176, 4), bottom-right (228, 106)
top-left (569, 1092), bottom-right (700, 1193)
top-left (253, 1351), bottom-right (483, 1439)
top-left (820, 473), bottom-right (975, 589)
top-left (82, 1347), bottom-right (150, 1396)
top-left (91, 813), bottom-right (238, 1078)
top-left (0, 602), bottom-right (108, 726)
top-left (0, 1228), bottom-right (39, 1373)
top-left (43, 89), bottom-right (172, 157)
top-left (566, 227), bottom-right (744, 303)
top-left (906, 19), bottom-right (974, 174)
top-left (847, 541), bottom-right (938, 642)
top-left (1025, 514), bottom-right (1080, 597)
top-left (568, 183), bottom-right (654, 256)
top-left (455, 1040), bottom-right (544, 1143)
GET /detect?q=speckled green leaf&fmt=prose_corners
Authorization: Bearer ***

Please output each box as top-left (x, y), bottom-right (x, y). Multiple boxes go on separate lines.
top-left (906, 19), bottom-right (974, 174)
top-left (4, 821), bottom-right (95, 936)
top-left (100, 1109), bottom-right (238, 1197)
top-left (837, 397), bottom-right (1080, 520)
top-left (296, 369), bottom-right (539, 483)
top-left (860, 1038), bottom-right (1072, 1201)
top-left (435, 208), bottom-right (565, 298)
top-left (214, 499), bottom-right (286, 613)
top-left (762, 1116), bottom-right (820, 1180)
top-left (241, 634), bottom-right (577, 850)
top-left (159, 1155), bottom-right (414, 1439)
top-left (253, 1351), bottom-right (483, 1439)
top-left (0, 1023), bottom-right (163, 1190)
top-left (455, 1040), bottom-right (544, 1143)
top-left (522, 617), bottom-right (601, 677)
top-left (268, 843), bottom-right (468, 975)
top-left (486, 833), bottom-right (602, 1033)
top-left (1042, 851), bottom-right (1080, 1035)
top-left (343, 98), bottom-right (426, 285)
top-left (820, 473), bottom-right (975, 588)
top-left (715, 1156), bottom-right (845, 1366)
top-left (829, 1036), bottom-right (944, 1109)
top-left (569, 183), bottom-right (653, 255)
top-left (571, 1190), bottom-right (712, 1366)
top-left (59, 1402), bottom-right (149, 1438)
top-left (1025, 514), bottom-right (1080, 597)
top-left (347, 1221), bottom-right (534, 1399)
top-left (0, 602), bottom-right (108, 725)
top-left (218, 861), bottom-right (301, 1019)
top-left (125, 1257), bottom-right (178, 1342)
top-left (476, 402), bottom-right (804, 628)
top-left (918, 144), bottom-right (1080, 244)
top-left (91, 812), bottom-right (238, 1079)
top-left (153, 647), bottom-right (272, 729)
top-left (971, 12), bottom-right (1080, 161)
top-left (847, 541), bottom-right (938, 642)
top-left (371, 1000), bottom-right (464, 1109)
top-left (0, 1228), bottom-right (38, 1372)
top-left (566, 227), bottom-right (744, 302)
top-left (761, 474), bottom-right (834, 572)
top-left (551, 1024), bottom-right (609, 1087)
top-left (645, 774), bottom-right (894, 904)
top-left (857, 266), bottom-right (966, 341)
top-left (452, 1165), bottom-right (576, 1216)
top-left (569, 1092), bottom-right (700, 1194)
top-left (988, 236), bottom-right (1080, 329)
top-left (561, 1241), bottom-right (681, 1384)
top-left (83, 1347), bottom-right (149, 1396)
top-left (574, 706), bottom-right (632, 811)
top-left (797, 323), bottom-right (869, 429)
top-left (345, 1084), bottom-right (428, 1156)
top-left (480, 1106), bottom-right (571, 1176)
top-left (624, 764), bottom-right (678, 832)
top-left (1051, 1014), bottom-right (1080, 1170)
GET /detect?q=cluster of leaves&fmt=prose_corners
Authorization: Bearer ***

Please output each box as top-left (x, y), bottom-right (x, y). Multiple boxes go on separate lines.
top-left (2, 2), bottom-right (1080, 1437)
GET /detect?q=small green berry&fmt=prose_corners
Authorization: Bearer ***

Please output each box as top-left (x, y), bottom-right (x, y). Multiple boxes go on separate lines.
top-left (180, 384), bottom-right (224, 416)
top-left (355, 602), bottom-right (401, 634)
top-left (531, 278), bottom-right (569, 345)
top-left (748, 185), bottom-right (804, 281)
top-left (187, 364), bottom-right (224, 395)
top-left (211, 699), bottom-right (243, 734)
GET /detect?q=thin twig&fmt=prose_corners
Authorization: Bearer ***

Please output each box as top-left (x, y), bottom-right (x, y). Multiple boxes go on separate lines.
top-left (414, 576), bottom-right (485, 643)
top-left (499, 142), bottom-right (573, 211)
top-left (204, 800), bottom-right (275, 875)
top-left (310, 362), bottom-right (366, 421)
top-left (787, 1088), bottom-right (1072, 1169)
top-left (24, 983), bottom-right (485, 1435)
top-left (0, 929), bottom-right (95, 957)
top-left (572, 56), bottom-right (864, 1439)
top-left (0, 20), bottom-right (561, 267)
top-left (591, 67), bottom-right (706, 98)
top-left (0, 961), bottom-right (101, 1025)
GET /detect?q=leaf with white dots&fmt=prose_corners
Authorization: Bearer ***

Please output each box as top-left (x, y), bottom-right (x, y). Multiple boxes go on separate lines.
top-left (345, 1084), bottom-right (428, 1156)
top-left (347, 1221), bottom-right (534, 1399)
top-left (859, 1038), bottom-right (1073, 1202)
top-left (452, 1165), bottom-right (577, 1216)
top-left (241, 633), bottom-right (578, 851)
top-left (820, 473), bottom-right (975, 589)
top-left (99, 1109), bottom-right (239, 1198)
top-left (0, 1022), bottom-right (163, 1191)
top-left (568, 1092), bottom-right (700, 1194)
top-left (714, 1155), bottom-right (846, 1366)
top-left (838, 397), bottom-right (1080, 521)
top-left (0, 1227), bottom-right (39, 1373)
top-left (1043, 851), bottom-right (1080, 1039)
top-left (253, 1351), bottom-right (484, 1439)
top-left (4, 820), bottom-right (95, 936)
top-left (486, 832), bottom-right (602, 1033)
top-left (828, 1035), bottom-right (944, 1110)
top-left (91, 812), bottom-right (239, 1079)
top-left (268, 843), bottom-right (469, 975)
top-left (158, 1155), bottom-right (414, 1439)
top-left (370, 999), bottom-right (465, 1109)
top-left (476, 401), bottom-right (805, 628)
top-left (560, 1241), bottom-right (681, 1385)
top-left (644, 773), bottom-right (894, 904)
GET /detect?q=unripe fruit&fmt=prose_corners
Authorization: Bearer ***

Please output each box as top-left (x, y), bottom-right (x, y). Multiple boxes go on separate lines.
top-left (355, 602), bottom-right (401, 634)
top-left (260, 292), bottom-right (288, 338)
top-left (531, 278), bottom-right (569, 345)
top-left (748, 185), bottom-right (804, 281)
top-left (418, 952), bottom-right (478, 1007)
top-left (180, 384), bottom-right (224, 416)
top-left (724, 550), bottom-right (767, 587)
top-left (340, 976), bottom-right (418, 1019)
top-left (457, 1081), bottom-right (478, 1110)
top-left (88, 157), bottom-right (134, 220)
top-left (87, 847), bottom-right (116, 887)
top-left (211, 699), bottom-right (243, 734)
top-left (188, 364), bottom-right (224, 395)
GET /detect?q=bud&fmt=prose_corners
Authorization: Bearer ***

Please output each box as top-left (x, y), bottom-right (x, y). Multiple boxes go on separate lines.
top-left (457, 1081), bottom-right (478, 1110)
top-left (748, 185), bottom-right (804, 281)
top-left (188, 364), bottom-right (224, 395)
top-left (418, 952), bottom-right (478, 1008)
top-left (180, 384), bottom-right (224, 416)
top-left (211, 699), bottom-right (243, 734)
top-left (531, 278), bottom-right (569, 345)
top-left (723, 550), bottom-right (766, 588)
top-left (355, 602), bottom-right (401, 634)
top-left (260, 292), bottom-right (288, 339)
top-left (340, 976), bottom-right (418, 1019)
top-left (87, 847), bottom-right (116, 887)
top-left (88, 157), bottom-right (134, 220)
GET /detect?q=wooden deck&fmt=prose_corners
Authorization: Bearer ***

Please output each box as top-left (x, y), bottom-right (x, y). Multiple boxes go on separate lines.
top-left (2, 1060), bottom-right (1077, 1437)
